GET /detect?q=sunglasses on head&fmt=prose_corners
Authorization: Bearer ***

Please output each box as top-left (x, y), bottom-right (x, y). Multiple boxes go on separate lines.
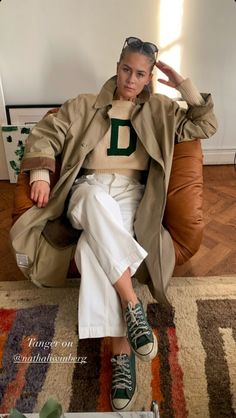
top-left (122, 36), bottom-right (158, 58)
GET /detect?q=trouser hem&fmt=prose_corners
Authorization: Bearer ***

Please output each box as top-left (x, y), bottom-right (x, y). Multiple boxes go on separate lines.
top-left (79, 325), bottom-right (127, 339)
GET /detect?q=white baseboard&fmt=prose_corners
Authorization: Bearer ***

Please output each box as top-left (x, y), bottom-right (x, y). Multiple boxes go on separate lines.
top-left (202, 148), bottom-right (236, 165)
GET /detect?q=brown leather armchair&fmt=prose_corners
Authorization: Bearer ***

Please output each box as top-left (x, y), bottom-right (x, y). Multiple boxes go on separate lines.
top-left (12, 122), bottom-right (203, 272)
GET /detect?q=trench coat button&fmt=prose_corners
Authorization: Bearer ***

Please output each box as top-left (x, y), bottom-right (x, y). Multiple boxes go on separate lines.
top-left (80, 142), bottom-right (87, 148)
top-left (64, 164), bottom-right (71, 171)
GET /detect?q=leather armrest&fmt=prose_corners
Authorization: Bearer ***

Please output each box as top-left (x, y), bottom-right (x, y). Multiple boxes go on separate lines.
top-left (12, 172), bottom-right (33, 224)
top-left (163, 139), bottom-right (203, 265)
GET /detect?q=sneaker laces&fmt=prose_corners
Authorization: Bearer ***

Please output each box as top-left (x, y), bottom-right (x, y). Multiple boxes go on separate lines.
top-left (125, 302), bottom-right (151, 347)
top-left (111, 354), bottom-right (132, 392)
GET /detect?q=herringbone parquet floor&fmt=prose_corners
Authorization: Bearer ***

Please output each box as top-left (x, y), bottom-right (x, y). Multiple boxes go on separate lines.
top-left (0, 165), bottom-right (236, 281)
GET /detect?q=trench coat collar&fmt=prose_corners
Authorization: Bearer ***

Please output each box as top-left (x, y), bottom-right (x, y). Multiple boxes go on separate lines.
top-left (94, 75), bottom-right (150, 109)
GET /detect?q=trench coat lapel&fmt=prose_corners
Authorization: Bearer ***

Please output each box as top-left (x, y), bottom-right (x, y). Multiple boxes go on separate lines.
top-left (131, 106), bottom-right (164, 169)
top-left (80, 106), bottom-right (111, 153)
top-left (52, 106), bottom-right (111, 197)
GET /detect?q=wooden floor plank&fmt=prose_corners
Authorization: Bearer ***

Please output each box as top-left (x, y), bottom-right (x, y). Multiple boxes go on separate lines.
top-left (205, 221), bottom-right (236, 250)
top-left (188, 243), bottom-right (232, 276)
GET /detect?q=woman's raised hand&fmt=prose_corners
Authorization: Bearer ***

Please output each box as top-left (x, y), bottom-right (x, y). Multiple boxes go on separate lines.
top-left (30, 180), bottom-right (50, 208)
top-left (155, 60), bottom-right (184, 88)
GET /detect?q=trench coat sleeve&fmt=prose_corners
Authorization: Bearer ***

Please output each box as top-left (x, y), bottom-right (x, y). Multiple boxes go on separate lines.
top-left (174, 93), bottom-right (218, 142)
top-left (21, 97), bottom-right (79, 173)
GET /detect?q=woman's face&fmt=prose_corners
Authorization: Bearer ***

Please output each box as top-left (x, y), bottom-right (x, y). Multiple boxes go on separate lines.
top-left (116, 52), bottom-right (153, 101)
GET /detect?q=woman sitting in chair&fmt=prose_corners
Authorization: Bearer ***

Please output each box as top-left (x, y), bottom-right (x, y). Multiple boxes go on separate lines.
top-left (18, 36), bottom-right (217, 411)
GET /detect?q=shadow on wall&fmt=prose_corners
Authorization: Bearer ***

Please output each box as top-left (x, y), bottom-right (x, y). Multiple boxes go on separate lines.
top-left (42, 44), bottom-right (99, 104)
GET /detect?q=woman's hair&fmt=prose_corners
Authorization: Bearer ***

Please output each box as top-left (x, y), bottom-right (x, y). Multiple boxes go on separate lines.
top-left (119, 45), bottom-right (156, 71)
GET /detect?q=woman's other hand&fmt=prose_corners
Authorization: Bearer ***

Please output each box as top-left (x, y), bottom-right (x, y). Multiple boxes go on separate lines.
top-left (30, 180), bottom-right (50, 208)
top-left (155, 60), bottom-right (184, 88)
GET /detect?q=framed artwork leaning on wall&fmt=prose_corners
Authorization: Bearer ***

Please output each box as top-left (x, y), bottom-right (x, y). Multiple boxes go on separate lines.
top-left (5, 104), bottom-right (61, 125)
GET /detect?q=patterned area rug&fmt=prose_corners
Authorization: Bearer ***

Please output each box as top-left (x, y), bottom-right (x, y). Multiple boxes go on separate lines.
top-left (0, 277), bottom-right (235, 417)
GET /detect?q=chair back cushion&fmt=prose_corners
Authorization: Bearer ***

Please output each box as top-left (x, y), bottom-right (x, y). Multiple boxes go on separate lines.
top-left (163, 139), bottom-right (203, 264)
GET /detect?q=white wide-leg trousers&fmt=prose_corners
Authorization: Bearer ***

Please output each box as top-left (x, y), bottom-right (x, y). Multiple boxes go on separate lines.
top-left (67, 173), bottom-right (148, 339)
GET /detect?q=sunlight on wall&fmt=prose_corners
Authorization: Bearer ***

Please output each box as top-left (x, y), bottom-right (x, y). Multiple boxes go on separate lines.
top-left (155, 0), bottom-right (184, 98)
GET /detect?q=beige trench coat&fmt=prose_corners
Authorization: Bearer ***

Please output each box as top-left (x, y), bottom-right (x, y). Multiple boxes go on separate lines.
top-left (10, 76), bottom-right (217, 304)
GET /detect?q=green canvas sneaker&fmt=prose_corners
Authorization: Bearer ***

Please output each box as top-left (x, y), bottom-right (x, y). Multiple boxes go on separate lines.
top-left (124, 299), bottom-right (158, 361)
top-left (110, 352), bottom-right (137, 411)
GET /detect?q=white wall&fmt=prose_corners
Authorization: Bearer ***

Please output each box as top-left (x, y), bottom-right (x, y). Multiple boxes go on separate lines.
top-left (0, 0), bottom-right (158, 103)
top-left (0, 0), bottom-right (235, 172)
top-left (0, 0), bottom-right (158, 178)
top-left (179, 0), bottom-right (236, 163)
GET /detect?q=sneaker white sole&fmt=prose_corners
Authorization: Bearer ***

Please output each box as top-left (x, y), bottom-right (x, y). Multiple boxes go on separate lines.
top-left (131, 332), bottom-right (158, 362)
top-left (110, 384), bottom-right (138, 412)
